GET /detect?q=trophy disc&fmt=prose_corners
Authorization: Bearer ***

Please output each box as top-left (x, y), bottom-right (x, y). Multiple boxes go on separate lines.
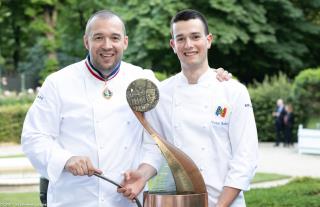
top-left (126, 79), bottom-right (159, 112)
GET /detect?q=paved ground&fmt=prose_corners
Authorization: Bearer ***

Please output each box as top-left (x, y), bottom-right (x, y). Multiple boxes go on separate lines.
top-left (0, 142), bottom-right (319, 192)
top-left (0, 144), bottom-right (39, 192)
top-left (256, 142), bottom-right (320, 178)
top-left (0, 144), bottom-right (24, 157)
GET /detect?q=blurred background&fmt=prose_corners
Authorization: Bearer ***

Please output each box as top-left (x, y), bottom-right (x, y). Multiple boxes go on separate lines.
top-left (0, 0), bottom-right (320, 206)
top-left (0, 0), bottom-right (319, 143)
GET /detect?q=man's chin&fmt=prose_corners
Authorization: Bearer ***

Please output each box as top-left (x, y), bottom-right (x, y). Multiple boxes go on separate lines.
top-left (183, 60), bottom-right (199, 66)
top-left (100, 62), bottom-right (116, 70)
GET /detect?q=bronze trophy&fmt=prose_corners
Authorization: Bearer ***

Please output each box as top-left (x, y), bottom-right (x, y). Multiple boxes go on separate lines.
top-left (126, 79), bottom-right (208, 207)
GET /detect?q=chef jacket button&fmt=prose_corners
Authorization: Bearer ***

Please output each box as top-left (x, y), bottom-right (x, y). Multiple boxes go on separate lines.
top-left (124, 146), bottom-right (128, 150)
top-left (127, 121), bottom-right (130, 125)
top-left (99, 146), bottom-right (104, 150)
top-left (201, 147), bottom-right (205, 151)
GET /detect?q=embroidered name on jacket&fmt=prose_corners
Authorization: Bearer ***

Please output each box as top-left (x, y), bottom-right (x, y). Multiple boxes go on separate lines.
top-left (215, 106), bottom-right (227, 118)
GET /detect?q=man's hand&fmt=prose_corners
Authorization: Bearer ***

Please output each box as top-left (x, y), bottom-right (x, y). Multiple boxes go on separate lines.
top-left (64, 156), bottom-right (102, 176)
top-left (216, 67), bottom-right (232, 82)
top-left (117, 170), bottom-right (148, 200)
top-left (117, 163), bottom-right (156, 201)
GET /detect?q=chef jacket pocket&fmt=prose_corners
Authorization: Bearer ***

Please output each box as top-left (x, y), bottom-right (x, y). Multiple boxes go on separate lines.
top-left (210, 117), bottom-right (229, 137)
top-left (209, 117), bottom-right (232, 159)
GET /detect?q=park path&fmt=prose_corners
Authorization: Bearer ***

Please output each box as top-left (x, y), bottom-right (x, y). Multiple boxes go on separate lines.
top-left (0, 142), bottom-right (319, 192)
top-left (257, 142), bottom-right (320, 177)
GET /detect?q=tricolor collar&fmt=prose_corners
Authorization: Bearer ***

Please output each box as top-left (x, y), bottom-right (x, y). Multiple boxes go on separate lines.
top-left (85, 55), bottom-right (121, 82)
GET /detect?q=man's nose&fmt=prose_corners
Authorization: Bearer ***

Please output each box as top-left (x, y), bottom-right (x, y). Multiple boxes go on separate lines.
top-left (184, 38), bottom-right (192, 49)
top-left (102, 38), bottom-right (112, 49)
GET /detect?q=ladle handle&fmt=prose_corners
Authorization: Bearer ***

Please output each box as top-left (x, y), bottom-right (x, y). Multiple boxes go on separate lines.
top-left (93, 173), bottom-right (142, 207)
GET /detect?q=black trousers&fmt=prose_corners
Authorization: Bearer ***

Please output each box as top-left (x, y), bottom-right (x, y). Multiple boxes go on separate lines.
top-left (284, 127), bottom-right (293, 145)
top-left (275, 125), bottom-right (284, 146)
top-left (39, 177), bottom-right (49, 207)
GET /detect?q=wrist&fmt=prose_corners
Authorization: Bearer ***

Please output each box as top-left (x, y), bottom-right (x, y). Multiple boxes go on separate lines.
top-left (137, 163), bottom-right (157, 181)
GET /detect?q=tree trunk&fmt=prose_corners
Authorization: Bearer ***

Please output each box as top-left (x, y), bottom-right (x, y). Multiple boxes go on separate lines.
top-left (43, 5), bottom-right (58, 61)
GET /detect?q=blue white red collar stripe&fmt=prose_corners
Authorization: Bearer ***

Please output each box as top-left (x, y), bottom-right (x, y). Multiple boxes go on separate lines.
top-left (85, 56), bottom-right (121, 82)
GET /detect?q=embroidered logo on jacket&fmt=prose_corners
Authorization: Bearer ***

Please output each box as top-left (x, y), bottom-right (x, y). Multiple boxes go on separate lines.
top-left (215, 106), bottom-right (227, 118)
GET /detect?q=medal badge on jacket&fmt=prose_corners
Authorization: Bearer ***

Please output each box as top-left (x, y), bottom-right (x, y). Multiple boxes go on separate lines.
top-left (84, 57), bottom-right (120, 100)
top-left (102, 84), bottom-right (113, 99)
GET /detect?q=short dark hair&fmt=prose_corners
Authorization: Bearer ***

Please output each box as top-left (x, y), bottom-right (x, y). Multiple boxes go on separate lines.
top-left (85, 10), bottom-right (126, 36)
top-left (170, 9), bottom-right (209, 35)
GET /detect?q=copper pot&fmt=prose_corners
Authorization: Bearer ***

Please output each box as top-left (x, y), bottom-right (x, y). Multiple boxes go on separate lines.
top-left (143, 191), bottom-right (208, 207)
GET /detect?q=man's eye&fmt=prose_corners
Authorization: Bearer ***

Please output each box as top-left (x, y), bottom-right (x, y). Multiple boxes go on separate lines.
top-left (94, 36), bottom-right (104, 41)
top-left (192, 35), bottom-right (201, 40)
top-left (112, 36), bottom-right (121, 41)
top-left (176, 38), bottom-right (184, 42)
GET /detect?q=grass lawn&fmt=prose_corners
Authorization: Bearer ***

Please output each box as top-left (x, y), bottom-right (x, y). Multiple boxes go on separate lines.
top-left (0, 192), bottom-right (41, 206)
top-left (1, 176), bottom-right (319, 207)
top-left (252, 172), bottom-right (291, 183)
top-left (0, 154), bottom-right (25, 159)
top-left (245, 177), bottom-right (320, 207)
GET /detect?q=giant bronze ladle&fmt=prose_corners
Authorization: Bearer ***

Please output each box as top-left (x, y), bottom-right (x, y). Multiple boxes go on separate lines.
top-left (126, 79), bottom-right (208, 207)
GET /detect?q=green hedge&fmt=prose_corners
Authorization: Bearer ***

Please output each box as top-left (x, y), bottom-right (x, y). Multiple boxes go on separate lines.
top-left (1, 68), bottom-right (319, 143)
top-left (155, 71), bottom-right (170, 81)
top-left (0, 94), bottom-right (35, 106)
top-left (248, 73), bottom-right (294, 142)
top-left (249, 68), bottom-right (320, 141)
top-left (292, 68), bottom-right (320, 127)
top-left (0, 104), bottom-right (30, 143)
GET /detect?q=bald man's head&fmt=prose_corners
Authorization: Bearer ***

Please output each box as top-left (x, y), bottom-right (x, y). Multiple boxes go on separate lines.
top-left (85, 10), bottom-right (126, 36)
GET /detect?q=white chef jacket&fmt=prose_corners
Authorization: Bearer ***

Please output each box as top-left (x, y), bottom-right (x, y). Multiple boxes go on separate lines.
top-left (145, 69), bottom-right (258, 207)
top-left (21, 59), bottom-right (162, 207)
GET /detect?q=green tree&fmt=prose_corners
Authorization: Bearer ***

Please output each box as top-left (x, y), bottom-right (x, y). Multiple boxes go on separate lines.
top-left (0, 0), bottom-right (35, 73)
top-left (1, 0), bottom-right (320, 86)
top-left (25, 0), bottom-right (60, 82)
top-left (204, 0), bottom-right (320, 83)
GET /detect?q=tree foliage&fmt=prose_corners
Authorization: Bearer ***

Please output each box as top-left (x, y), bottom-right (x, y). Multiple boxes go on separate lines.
top-left (0, 0), bottom-right (319, 84)
top-left (0, 0), bottom-right (35, 73)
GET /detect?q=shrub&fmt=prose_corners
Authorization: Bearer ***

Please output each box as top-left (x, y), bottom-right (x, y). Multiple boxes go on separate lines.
top-left (0, 93), bottom-right (35, 106)
top-left (248, 73), bottom-right (293, 141)
top-left (0, 104), bottom-right (30, 143)
top-left (155, 71), bottom-right (170, 81)
top-left (292, 67), bottom-right (320, 127)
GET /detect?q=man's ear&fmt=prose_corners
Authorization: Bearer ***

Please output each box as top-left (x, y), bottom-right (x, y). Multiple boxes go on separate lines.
top-left (83, 35), bottom-right (89, 50)
top-left (123, 35), bottom-right (129, 50)
top-left (170, 39), bottom-right (176, 53)
top-left (207, 33), bottom-right (214, 49)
